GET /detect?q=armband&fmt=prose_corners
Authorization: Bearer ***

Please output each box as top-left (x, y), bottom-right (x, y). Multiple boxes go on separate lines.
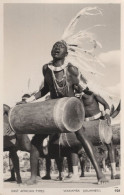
top-left (81, 92), bottom-right (85, 96)
top-left (75, 92), bottom-right (84, 98)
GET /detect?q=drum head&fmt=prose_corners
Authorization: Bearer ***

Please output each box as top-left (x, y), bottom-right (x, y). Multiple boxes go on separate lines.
top-left (99, 120), bottom-right (112, 144)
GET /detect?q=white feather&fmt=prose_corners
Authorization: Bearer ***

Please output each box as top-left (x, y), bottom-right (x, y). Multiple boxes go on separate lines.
top-left (62, 7), bottom-right (103, 40)
top-left (61, 6), bottom-right (119, 102)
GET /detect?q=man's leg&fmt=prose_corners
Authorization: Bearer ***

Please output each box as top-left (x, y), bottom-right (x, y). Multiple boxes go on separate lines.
top-left (4, 153), bottom-right (16, 182)
top-left (26, 134), bottom-right (48, 185)
top-left (55, 157), bottom-right (64, 180)
top-left (75, 128), bottom-right (108, 184)
top-left (42, 156), bottom-right (51, 180)
top-left (66, 154), bottom-right (73, 178)
top-left (16, 134), bottom-right (31, 152)
top-left (36, 159), bottom-right (41, 178)
top-left (26, 144), bottom-right (40, 184)
top-left (9, 148), bottom-right (22, 184)
top-left (79, 156), bottom-right (86, 177)
top-left (102, 157), bottom-right (107, 172)
top-left (102, 150), bottom-right (108, 172)
top-left (66, 153), bottom-right (79, 181)
top-left (105, 142), bottom-right (120, 179)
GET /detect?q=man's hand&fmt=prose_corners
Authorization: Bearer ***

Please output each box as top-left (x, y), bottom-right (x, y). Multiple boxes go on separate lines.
top-left (75, 92), bottom-right (84, 99)
top-left (25, 95), bottom-right (36, 103)
top-left (104, 114), bottom-right (111, 126)
top-left (16, 101), bottom-right (26, 105)
top-left (75, 93), bottom-right (82, 99)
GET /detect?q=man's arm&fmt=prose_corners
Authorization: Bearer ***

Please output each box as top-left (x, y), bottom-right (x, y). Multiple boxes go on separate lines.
top-left (111, 101), bottom-right (120, 118)
top-left (34, 64), bottom-right (49, 99)
top-left (95, 94), bottom-right (111, 125)
top-left (34, 80), bottom-right (49, 100)
top-left (67, 63), bottom-right (79, 85)
top-left (74, 84), bottom-right (92, 99)
top-left (94, 95), bottom-right (110, 110)
top-left (25, 64), bottom-right (49, 102)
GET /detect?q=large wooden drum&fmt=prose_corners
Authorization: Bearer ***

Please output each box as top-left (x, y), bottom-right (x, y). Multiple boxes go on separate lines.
top-left (83, 120), bottom-right (113, 145)
top-left (9, 97), bottom-right (85, 134)
top-left (49, 119), bottom-right (113, 149)
top-left (48, 120), bottom-right (113, 158)
top-left (4, 111), bottom-right (16, 149)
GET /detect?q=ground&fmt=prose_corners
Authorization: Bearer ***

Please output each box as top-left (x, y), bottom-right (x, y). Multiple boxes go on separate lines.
top-left (3, 170), bottom-right (120, 188)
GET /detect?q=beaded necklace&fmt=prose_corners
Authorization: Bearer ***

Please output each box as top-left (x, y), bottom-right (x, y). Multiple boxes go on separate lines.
top-left (48, 63), bottom-right (69, 97)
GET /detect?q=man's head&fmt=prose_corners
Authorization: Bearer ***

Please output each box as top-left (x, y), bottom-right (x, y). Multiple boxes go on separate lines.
top-left (51, 40), bottom-right (68, 60)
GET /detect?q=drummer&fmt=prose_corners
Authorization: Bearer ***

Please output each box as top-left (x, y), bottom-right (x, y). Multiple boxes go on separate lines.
top-left (22, 40), bottom-right (108, 185)
top-left (74, 85), bottom-right (111, 124)
top-left (74, 86), bottom-right (119, 179)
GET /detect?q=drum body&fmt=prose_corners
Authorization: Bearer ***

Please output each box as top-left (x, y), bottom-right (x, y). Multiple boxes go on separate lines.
top-left (83, 120), bottom-right (113, 145)
top-left (49, 119), bottom-right (113, 152)
top-left (9, 97), bottom-right (85, 134)
top-left (4, 112), bottom-right (16, 149)
top-left (4, 111), bottom-right (31, 150)
top-left (48, 119), bottom-right (113, 158)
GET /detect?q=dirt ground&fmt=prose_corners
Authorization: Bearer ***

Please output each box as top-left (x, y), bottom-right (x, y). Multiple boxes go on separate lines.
top-left (3, 170), bottom-right (120, 188)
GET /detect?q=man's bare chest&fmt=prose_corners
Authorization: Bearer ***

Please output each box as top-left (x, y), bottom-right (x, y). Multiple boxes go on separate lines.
top-left (54, 70), bottom-right (64, 81)
top-left (83, 94), bottom-right (96, 107)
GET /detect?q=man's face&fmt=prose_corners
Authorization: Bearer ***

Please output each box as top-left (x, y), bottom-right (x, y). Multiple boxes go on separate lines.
top-left (51, 42), bottom-right (68, 60)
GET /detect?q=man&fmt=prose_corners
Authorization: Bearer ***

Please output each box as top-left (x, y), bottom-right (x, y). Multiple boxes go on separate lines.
top-left (4, 104), bottom-right (22, 184)
top-left (74, 86), bottom-right (111, 124)
top-left (64, 87), bottom-right (111, 180)
top-left (44, 88), bottom-right (118, 181)
top-left (4, 94), bottom-right (40, 183)
top-left (75, 87), bottom-right (119, 179)
top-left (23, 40), bottom-right (108, 185)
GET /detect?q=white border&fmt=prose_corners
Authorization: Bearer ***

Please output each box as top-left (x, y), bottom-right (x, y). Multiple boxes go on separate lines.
top-left (1, 0), bottom-right (124, 195)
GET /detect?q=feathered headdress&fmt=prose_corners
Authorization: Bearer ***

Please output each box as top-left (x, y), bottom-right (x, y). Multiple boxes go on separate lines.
top-left (59, 7), bottom-right (118, 103)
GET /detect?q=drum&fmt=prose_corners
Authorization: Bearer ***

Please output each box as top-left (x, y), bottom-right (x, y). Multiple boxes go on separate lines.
top-left (9, 97), bottom-right (84, 134)
top-left (83, 119), bottom-right (113, 145)
top-left (49, 120), bottom-right (113, 150)
top-left (4, 111), bottom-right (16, 149)
top-left (46, 120), bottom-right (113, 158)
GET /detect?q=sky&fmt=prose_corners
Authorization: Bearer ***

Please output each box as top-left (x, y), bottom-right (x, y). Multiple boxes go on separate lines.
top-left (3, 3), bottom-right (120, 107)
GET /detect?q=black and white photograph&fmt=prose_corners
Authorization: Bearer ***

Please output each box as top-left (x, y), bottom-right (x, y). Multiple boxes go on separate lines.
top-left (1, 1), bottom-right (123, 194)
